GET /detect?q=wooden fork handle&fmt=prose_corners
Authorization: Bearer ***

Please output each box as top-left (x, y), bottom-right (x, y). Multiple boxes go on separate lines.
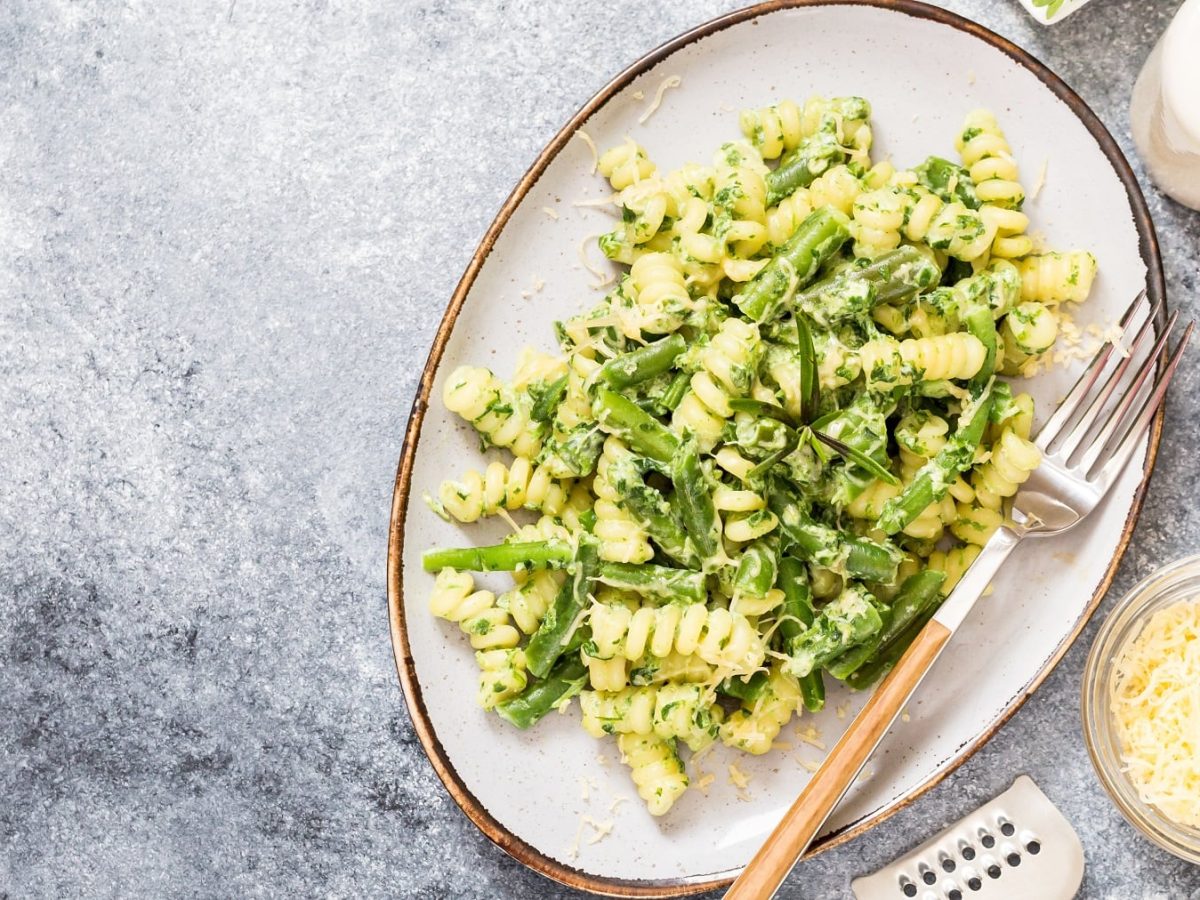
top-left (724, 619), bottom-right (953, 900)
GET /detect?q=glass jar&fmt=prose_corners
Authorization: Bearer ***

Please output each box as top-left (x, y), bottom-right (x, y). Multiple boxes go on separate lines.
top-left (1130, 0), bottom-right (1200, 210)
top-left (1081, 553), bottom-right (1200, 863)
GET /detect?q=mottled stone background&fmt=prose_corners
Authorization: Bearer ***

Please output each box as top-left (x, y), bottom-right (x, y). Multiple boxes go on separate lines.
top-left (1, 1), bottom-right (1197, 897)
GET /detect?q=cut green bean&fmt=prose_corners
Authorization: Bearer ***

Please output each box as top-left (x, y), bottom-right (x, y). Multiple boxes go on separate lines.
top-left (734, 540), bottom-right (778, 601)
top-left (785, 584), bottom-right (883, 678)
top-left (876, 569), bottom-right (945, 646)
top-left (877, 387), bottom-right (994, 535)
top-left (845, 608), bottom-right (937, 691)
top-left (606, 453), bottom-right (697, 567)
top-left (593, 387), bottom-right (679, 463)
top-left (914, 156), bottom-right (980, 209)
top-left (777, 556), bottom-right (824, 711)
top-left (670, 435), bottom-right (721, 562)
top-left (794, 245), bottom-right (942, 328)
top-left (422, 540), bottom-right (573, 573)
top-left (718, 671), bottom-right (770, 703)
top-left (734, 208), bottom-right (851, 324)
top-left (496, 655), bottom-right (589, 729)
top-left (593, 561), bottom-right (706, 603)
top-left (766, 133), bottom-right (846, 206)
top-left (526, 537), bottom-right (599, 677)
top-left (769, 484), bottom-right (900, 583)
top-left (598, 334), bottom-right (687, 389)
top-left (659, 371), bottom-right (692, 412)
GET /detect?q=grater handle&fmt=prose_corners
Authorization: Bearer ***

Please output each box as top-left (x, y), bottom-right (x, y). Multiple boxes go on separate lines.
top-left (725, 619), bottom-right (952, 900)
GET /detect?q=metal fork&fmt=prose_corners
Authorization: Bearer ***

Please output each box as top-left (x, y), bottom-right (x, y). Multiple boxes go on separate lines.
top-left (726, 290), bottom-right (1193, 900)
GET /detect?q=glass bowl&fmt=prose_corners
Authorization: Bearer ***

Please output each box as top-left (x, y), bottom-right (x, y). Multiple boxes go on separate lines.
top-left (1082, 553), bottom-right (1200, 864)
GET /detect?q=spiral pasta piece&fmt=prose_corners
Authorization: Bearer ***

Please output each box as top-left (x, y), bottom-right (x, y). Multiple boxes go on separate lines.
top-left (475, 648), bottom-right (527, 709)
top-left (628, 252), bottom-right (693, 335)
top-left (593, 437), bottom-right (654, 564)
top-left (927, 543), bottom-right (982, 594)
top-left (672, 317), bottom-right (761, 449)
top-left (1016, 252), bottom-right (1098, 304)
top-left (858, 333), bottom-right (987, 387)
top-left (498, 569), bottom-right (565, 635)
top-left (765, 188), bottom-right (815, 248)
top-left (589, 601), bottom-right (766, 675)
top-left (437, 458), bottom-right (574, 523)
top-left (956, 109), bottom-right (1025, 211)
top-left (849, 187), bottom-right (906, 257)
top-left (720, 667), bottom-right (803, 755)
top-left (740, 99), bottom-right (804, 160)
top-left (443, 365), bottom-right (542, 459)
top-left (429, 569), bottom-right (521, 651)
top-left (617, 733), bottom-right (689, 816)
top-left (713, 484), bottom-right (778, 542)
top-left (598, 139), bottom-right (655, 190)
top-left (950, 501), bottom-right (1005, 546)
top-left (808, 164), bottom-right (863, 216)
top-left (973, 428), bottom-right (1041, 510)
top-left (849, 478), bottom-right (955, 541)
top-left (630, 651), bottom-right (717, 686)
top-left (581, 683), bottom-right (722, 751)
top-left (895, 412), bottom-right (974, 503)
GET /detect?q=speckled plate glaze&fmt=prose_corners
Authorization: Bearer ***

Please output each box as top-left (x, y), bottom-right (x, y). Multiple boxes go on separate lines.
top-left (387, 2), bottom-right (1165, 895)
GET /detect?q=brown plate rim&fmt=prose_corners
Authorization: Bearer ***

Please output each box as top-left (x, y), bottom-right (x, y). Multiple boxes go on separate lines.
top-left (386, 1), bottom-right (1167, 895)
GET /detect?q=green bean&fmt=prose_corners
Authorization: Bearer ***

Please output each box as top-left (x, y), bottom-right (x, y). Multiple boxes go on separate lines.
top-left (593, 387), bottom-right (678, 463)
top-left (658, 371), bottom-right (692, 412)
top-left (845, 608), bottom-right (937, 691)
top-left (785, 584), bottom-right (883, 678)
top-left (825, 604), bottom-right (893, 680)
top-left (914, 156), bottom-right (980, 209)
top-left (718, 671), bottom-right (770, 703)
top-left (734, 540), bottom-right (778, 601)
top-left (768, 484), bottom-right (900, 583)
top-left (670, 435), bottom-right (721, 561)
top-left (766, 133), bottom-right (846, 206)
top-left (794, 245), bottom-right (942, 327)
top-left (877, 387), bottom-right (994, 535)
top-left (598, 334), bottom-right (687, 389)
top-left (422, 540), bottom-right (573, 573)
top-left (777, 556), bottom-right (824, 711)
top-left (734, 208), bottom-right (851, 324)
top-left (876, 569), bottom-right (945, 646)
top-left (525, 536), bottom-right (599, 677)
top-left (963, 302), bottom-right (997, 393)
top-left (606, 453), bottom-right (697, 567)
top-left (496, 655), bottom-right (589, 729)
top-left (593, 562), bottom-right (706, 603)
top-left (529, 374), bottom-right (568, 424)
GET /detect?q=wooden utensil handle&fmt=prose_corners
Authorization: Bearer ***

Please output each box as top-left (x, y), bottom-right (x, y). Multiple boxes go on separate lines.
top-left (724, 618), bottom-right (953, 900)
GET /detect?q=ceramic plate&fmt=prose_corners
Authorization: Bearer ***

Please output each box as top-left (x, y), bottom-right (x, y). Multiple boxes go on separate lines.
top-left (387, 2), bottom-right (1165, 894)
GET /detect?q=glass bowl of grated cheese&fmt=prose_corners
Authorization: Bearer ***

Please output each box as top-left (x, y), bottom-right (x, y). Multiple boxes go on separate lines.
top-left (1083, 553), bottom-right (1200, 863)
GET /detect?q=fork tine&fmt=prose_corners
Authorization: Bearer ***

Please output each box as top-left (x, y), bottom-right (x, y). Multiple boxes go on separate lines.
top-left (1090, 322), bottom-right (1193, 489)
top-left (1076, 309), bottom-right (1178, 471)
top-left (1051, 300), bottom-right (1167, 461)
top-left (1036, 289), bottom-right (1149, 451)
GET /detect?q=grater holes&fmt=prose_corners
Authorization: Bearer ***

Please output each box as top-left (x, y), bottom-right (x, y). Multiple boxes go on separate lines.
top-left (899, 876), bottom-right (918, 898)
top-left (947, 890), bottom-right (962, 900)
top-left (1026, 839), bottom-right (1041, 855)
top-left (986, 864), bottom-right (1001, 880)
top-left (921, 865), bottom-right (937, 886)
top-left (958, 839), bottom-right (975, 861)
top-left (939, 855), bottom-right (956, 873)
top-left (978, 828), bottom-right (995, 849)
top-left (998, 817), bottom-right (1015, 837)
top-left (966, 876), bottom-right (982, 892)
top-left (1006, 852), bottom-right (1021, 867)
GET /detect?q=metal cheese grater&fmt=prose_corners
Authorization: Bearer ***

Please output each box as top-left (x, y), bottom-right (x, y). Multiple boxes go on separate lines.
top-left (851, 776), bottom-right (1084, 900)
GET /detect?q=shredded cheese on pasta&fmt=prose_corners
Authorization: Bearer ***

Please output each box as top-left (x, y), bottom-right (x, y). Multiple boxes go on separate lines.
top-left (1111, 601), bottom-right (1200, 828)
top-left (637, 75), bottom-right (682, 124)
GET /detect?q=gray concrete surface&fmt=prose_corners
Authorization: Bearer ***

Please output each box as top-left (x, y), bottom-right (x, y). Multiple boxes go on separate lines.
top-left (1, 1), bottom-right (1197, 897)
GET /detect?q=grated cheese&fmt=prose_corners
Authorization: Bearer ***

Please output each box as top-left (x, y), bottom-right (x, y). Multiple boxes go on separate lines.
top-left (695, 771), bottom-right (716, 794)
top-left (799, 758), bottom-right (820, 773)
top-left (638, 75), bottom-right (682, 124)
top-left (632, 89), bottom-right (645, 101)
top-left (1111, 600), bottom-right (1200, 828)
top-left (1030, 158), bottom-right (1049, 200)
top-left (575, 129), bottom-right (599, 174)
top-left (579, 777), bottom-right (591, 802)
top-left (578, 234), bottom-right (616, 289)
top-left (583, 815), bottom-right (614, 844)
top-left (796, 723), bottom-right (826, 750)
top-left (728, 762), bottom-right (752, 789)
top-left (609, 796), bottom-right (628, 812)
top-left (542, 206), bottom-right (559, 220)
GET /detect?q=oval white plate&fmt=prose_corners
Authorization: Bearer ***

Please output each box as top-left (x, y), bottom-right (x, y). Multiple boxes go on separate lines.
top-left (388, 2), bottom-right (1165, 894)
